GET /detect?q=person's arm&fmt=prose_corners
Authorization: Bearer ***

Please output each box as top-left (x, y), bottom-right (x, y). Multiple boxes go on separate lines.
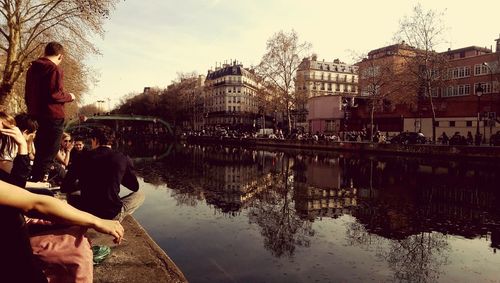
top-left (121, 156), bottom-right (139, 191)
top-left (49, 67), bottom-right (73, 103)
top-left (60, 143), bottom-right (72, 167)
top-left (0, 179), bottom-right (124, 243)
top-left (26, 133), bottom-right (36, 160)
top-left (1, 124), bottom-right (30, 187)
top-left (55, 149), bottom-right (70, 168)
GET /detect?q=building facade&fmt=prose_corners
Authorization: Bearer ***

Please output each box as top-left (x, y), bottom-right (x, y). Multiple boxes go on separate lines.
top-left (203, 61), bottom-right (261, 131)
top-left (295, 55), bottom-right (359, 134)
top-left (355, 36), bottom-right (500, 141)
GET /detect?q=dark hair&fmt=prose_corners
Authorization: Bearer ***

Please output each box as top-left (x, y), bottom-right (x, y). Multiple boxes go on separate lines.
top-left (73, 136), bottom-right (84, 142)
top-left (91, 126), bottom-right (115, 146)
top-left (0, 112), bottom-right (16, 158)
top-left (14, 113), bottom-right (38, 134)
top-left (44, 42), bottom-right (64, 56)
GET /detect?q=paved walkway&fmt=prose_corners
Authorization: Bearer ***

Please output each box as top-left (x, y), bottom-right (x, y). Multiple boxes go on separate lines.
top-left (87, 215), bottom-right (187, 283)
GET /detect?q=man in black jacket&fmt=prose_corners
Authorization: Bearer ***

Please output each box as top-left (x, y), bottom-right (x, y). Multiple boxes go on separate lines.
top-left (61, 126), bottom-right (144, 221)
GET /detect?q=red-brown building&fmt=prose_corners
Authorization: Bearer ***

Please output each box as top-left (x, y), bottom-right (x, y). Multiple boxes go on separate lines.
top-left (353, 36), bottom-right (500, 141)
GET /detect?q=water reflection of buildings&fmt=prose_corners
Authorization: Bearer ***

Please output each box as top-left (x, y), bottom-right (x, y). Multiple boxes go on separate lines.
top-left (292, 155), bottom-right (358, 220)
top-left (200, 147), bottom-right (285, 214)
top-left (347, 158), bottom-right (500, 248)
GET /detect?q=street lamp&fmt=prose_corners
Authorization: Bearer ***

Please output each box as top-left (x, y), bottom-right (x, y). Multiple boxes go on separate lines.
top-left (475, 84), bottom-right (484, 145)
top-left (483, 62), bottom-right (496, 140)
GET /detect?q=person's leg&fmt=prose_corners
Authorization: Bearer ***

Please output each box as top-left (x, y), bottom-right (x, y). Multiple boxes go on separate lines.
top-left (32, 118), bottom-right (64, 181)
top-left (115, 190), bottom-right (145, 221)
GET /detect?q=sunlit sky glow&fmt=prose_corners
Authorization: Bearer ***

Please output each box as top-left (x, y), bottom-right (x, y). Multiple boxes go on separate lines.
top-left (84, 0), bottom-right (500, 107)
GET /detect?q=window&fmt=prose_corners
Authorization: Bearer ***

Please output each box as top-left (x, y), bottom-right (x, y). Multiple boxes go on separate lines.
top-left (475, 64), bottom-right (489, 75)
top-left (474, 83), bottom-right (492, 94)
top-left (450, 66), bottom-right (471, 78)
top-left (326, 120), bottom-right (335, 132)
top-left (465, 67), bottom-right (471, 77)
top-left (442, 85), bottom-right (470, 97)
top-left (466, 121), bottom-right (472, 127)
top-left (449, 121), bottom-right (455, 127)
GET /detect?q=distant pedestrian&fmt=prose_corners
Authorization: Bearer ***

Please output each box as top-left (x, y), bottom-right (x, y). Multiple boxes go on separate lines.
top-left (441, 132), bottom-right (449, 145)
top-left (466, 131), bottom-right (473, 145)
top-left (25, 42), bottom-right (75, 182)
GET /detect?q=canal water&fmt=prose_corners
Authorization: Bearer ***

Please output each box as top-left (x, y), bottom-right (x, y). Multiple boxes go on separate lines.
top-left (126, 143), bottom-right (500, 283)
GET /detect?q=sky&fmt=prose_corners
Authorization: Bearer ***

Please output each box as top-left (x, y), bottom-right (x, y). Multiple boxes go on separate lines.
top-left (83, 0), bottom-right (500, 108)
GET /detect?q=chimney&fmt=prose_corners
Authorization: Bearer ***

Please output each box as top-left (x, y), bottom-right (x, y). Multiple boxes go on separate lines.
top-left (496, 34), bottom-right (500, 53)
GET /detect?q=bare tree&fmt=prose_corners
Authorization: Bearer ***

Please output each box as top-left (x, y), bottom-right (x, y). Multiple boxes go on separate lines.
top-left (394, 4), bottom-right (450, 142)
top-left (358, 53), bottom-right (407, 140)
top-left (0, 0), bottom-right (119, 105)
top-left (258, 30), bottom-right (311, 132)
top-left (170, 72), bottom-right (202, 130)
top-left (248, 156), bottom-right (313, 257)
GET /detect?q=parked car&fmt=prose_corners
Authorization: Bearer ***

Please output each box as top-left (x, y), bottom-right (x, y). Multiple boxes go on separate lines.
top-left (390, 132), bottom-right (426, 145)
top-left (491, 131), bottom-right (500, 146)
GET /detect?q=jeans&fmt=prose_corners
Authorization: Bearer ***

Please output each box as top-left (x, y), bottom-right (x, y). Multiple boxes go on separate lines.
top-left (67, 189), bottom-right (145, 222)
top-left (31, 118), bottom-right (64, 182)
top-left (114, 190), bottom-right (146, 222)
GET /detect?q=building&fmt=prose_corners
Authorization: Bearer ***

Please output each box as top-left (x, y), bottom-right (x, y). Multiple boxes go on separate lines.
top-left (355, 35), bottom-right (500, 141)
top-left (295, 55), bottom-right (359, 134)
top-left (435, 42), bottom-right (500, 141)
top-left (203, 61), bottom-right (261, 131)
top-left (354, 42), bottom-right (419, 135)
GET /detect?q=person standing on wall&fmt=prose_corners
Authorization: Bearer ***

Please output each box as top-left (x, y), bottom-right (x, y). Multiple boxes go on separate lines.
top-left (25, 42), bottom-right (75, 182)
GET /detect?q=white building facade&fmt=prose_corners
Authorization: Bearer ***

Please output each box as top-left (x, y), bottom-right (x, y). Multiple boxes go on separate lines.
top-left (204, 61), bottom-right (261, 131)
top-left (295, 55), bottom-right (359, 134)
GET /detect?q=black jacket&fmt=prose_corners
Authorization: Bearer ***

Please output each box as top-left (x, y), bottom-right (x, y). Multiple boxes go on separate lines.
top-left (62, 146), bottom-right (139, 219)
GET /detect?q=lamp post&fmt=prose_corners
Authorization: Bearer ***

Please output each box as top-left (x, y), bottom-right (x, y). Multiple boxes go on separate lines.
top-left (483, 62), bottom-right (495, 142)
top-left (475, 84), bottom-right (484, 145)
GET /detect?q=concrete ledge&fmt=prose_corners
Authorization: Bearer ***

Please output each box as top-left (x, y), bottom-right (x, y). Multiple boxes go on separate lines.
top-left (87, 215), bottom-right (187, 283)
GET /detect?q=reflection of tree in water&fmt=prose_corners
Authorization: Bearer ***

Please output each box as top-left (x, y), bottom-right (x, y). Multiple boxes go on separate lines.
top-left (344, 157), bottom-right (455, 282)
top-left (346, 220), bottom-right (449, 282)
top-left (248, 156), bottom-right (314, 258)
top-left (385, 232), bottom-right (449, 283)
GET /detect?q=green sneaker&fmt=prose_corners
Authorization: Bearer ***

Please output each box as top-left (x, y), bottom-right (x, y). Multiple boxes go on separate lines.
top-left (92, 245), bottom-right (111, 265)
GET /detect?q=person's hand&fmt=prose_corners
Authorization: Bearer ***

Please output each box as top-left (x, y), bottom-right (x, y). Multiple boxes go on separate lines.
top-left (26, 132), bottom-right (36, 143)
top-left (66, 141), bottom-right (74, 152)
top-left (69, 93), bottom-right (75, 101)
top-left (93, 219), bottom-right (124, 244)
top-left (0, 123), bottom-right (28, 154)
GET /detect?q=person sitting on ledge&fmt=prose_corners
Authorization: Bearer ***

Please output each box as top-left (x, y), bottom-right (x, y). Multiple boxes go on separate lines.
top-left (0, 179), bottom-right (123, 283)
top-left (62, 126), bottom-right (145, 221)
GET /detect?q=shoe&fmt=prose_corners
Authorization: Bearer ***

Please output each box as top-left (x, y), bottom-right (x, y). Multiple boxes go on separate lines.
top-left (92, 245), bottom-right (111, 265)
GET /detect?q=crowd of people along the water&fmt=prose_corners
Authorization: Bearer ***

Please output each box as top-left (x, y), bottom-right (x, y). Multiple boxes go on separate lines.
top-left (184, 124), bottom-right (500, 146)
top-left (0, 42), bottom-right (144, 283)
